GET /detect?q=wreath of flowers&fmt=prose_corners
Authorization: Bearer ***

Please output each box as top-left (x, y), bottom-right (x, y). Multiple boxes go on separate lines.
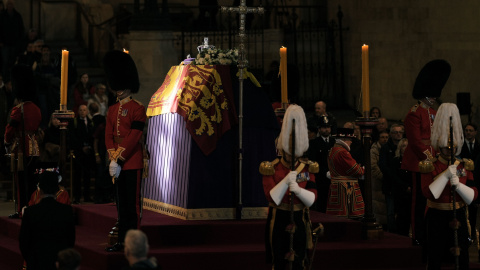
top-left (194, 48), bottom-right (239, 65)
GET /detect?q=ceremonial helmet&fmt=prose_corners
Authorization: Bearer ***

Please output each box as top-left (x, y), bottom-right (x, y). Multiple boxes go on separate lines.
top-left (412, 59), bottom-right (451, 100)
top-left (103, 50), bottom-right (140, 93)
top-left (277, 104), bottom-right (309, 158)
top-left (318, 115), bottom-right (332, 128)
top-left (430, 103), bottom-right (463, 156)
top-left (11, 64), bottom-right (36, 101)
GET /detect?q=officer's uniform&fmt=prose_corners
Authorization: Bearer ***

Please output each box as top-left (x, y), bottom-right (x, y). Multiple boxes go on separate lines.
top-left (261, 158), bottom-right (318, 270)
top-left (106, 95), bottom-right (146, 244)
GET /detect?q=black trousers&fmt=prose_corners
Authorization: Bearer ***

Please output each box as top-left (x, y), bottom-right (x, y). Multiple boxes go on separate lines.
top-left (15, 156), bottom-right (38, 213)
top-left (116, 169), bottom-right (142, 243)
top-left (426, 207), bottom-right (470, 270)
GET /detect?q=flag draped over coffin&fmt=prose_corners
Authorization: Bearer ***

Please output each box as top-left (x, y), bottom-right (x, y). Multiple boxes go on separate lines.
top-left (147, 65), bottom-right (238, 155)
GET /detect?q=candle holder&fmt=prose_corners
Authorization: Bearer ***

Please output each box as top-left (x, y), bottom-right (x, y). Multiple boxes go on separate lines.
top-left (52, 106), bottom-right (75, 198)
top-left (355, 115), bottom-right (383, 240)
top-left (53, 105), bottom-right (75, 129)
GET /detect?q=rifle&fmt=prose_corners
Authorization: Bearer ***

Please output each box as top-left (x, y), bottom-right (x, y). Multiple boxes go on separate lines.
top-left (285, 118), bottom-right (296, 270)
top-left (449, 116), bottom-right (460, 270)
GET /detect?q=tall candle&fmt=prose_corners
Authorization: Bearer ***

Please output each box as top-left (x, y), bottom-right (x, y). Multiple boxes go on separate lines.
top-left (60, 50), bottom-right (69, 106)
top-left (280, 46), bottom-right (288, 104)
top-left (361, 44), bottom-right (370, 114)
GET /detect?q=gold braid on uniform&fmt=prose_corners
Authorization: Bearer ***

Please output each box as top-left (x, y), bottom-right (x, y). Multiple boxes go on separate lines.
top-left (463, 158), bottom-right (474, 171)
top-left (259, 159), bottom-right (279, 176)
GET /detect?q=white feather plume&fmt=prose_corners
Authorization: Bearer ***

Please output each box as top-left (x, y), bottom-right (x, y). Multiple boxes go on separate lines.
top-left (431, 103), bottom-right (464, 156)
top-left (276, 104), bottom-right (309, 157)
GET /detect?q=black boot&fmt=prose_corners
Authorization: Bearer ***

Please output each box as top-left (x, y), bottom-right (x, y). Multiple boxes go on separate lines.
top-left (105, 242), bottom-right (123, 252)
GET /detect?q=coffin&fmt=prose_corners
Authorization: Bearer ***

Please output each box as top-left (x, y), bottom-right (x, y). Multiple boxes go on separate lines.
top-left (144, 65), bottom-right (279, 220)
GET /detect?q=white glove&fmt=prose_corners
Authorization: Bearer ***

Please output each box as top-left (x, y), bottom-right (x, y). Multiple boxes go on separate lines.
top-left (289, 182), bottom-right (316, 207)
top-left (450, 174), bottom-right (460, 187)
top-left (445, 164), bottom-right (458, 178)
top-left (326, 171), bottom-right (331, 179)
top-left (109, 161), bottom-right (121, 178)
top-left (269, 171), bottom-right (297, 205)
top-left (456, 183), bottom-right (475, 205)
top-left (286, 171), bottom-right (298, 185)
top-left (289, 180), bottom-right (301, 195)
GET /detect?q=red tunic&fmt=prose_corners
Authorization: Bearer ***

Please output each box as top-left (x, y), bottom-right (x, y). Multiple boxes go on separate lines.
top-left (262, 159), bottom-right (317, 205)
top-left (421, 158), bottom-right (477, 205)
top-left (105, 96), bottom-right (146, 170)
top-left (326, 143), bottom-right (365, 218)
top-left (28, 188), bottom-right (71, 206)
top-left (402, 101), bottom-right (436, 172)
top-left (4, 101), bottom-right (42, 157)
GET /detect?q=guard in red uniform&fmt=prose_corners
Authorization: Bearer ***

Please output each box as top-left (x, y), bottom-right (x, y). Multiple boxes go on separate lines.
top-left (260, 104), bottom-right (318, 270)
top-left (326, 127), bottom-right (365, 219)
top-left (401, 59), bottom-right (451, 246)
top-left (103, 50), bottom-right (146, 252)
top-left (4, 64), bottom-right (42, 219)
top-left (421, 103), bottom-right (478, 270)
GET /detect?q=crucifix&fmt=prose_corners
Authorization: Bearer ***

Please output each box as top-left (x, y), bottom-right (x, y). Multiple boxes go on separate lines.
top-left (221, 0), bottom-right (263, 220)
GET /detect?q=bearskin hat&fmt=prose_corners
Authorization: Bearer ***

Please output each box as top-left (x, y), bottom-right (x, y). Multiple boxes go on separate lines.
top-left (11, 64), bottom-right (36, 101)
top-left (103, 50), bottom-right (140, 93)
top-left (431, 103), bottom-right (463, 156)
top-left (277, 104), bottom-right (309, 157)
top-left (412, 59), bottom-right (451, 100)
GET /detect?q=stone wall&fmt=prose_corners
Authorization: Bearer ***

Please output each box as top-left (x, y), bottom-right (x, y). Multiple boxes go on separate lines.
top-left (328, 0), bottom-right (480, 124)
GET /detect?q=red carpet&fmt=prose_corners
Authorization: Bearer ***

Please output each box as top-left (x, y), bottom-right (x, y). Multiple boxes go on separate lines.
top-left (1, 203), bottom-right (479, 270)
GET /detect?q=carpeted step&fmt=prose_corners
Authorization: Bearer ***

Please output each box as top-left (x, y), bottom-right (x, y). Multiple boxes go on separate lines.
top-left (0, 217), bottom-right (21, 240)
top-left (0, 234), bottom-right (23, 270)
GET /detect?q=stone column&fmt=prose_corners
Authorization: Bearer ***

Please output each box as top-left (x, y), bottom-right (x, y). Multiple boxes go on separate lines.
top-left (128, 31), bottom-right (178, 107)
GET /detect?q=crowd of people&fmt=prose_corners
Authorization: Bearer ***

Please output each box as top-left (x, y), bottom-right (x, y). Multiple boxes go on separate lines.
top-left (269, 59), bottom-right (478, 269)
top-left (259, 58), bottom-right (479, 269)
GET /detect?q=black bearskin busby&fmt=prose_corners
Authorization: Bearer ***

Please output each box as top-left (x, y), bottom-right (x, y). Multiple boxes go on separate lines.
top-left (412, 59), bottom-right (451, 100)
top-left (103, 50), bottom-right (140, 93)
top-left (11, 64), bottom-right (36, 101)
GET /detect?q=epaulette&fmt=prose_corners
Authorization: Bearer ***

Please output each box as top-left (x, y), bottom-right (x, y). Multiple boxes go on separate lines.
top-left (299, 159), bottom-right (319, 174)
top-left (410, 104), bottom-right (419, 113)
top-left (133, 98), bottom-right (144, 107)
top-left (462, 158), bottom-right (475, 171)
top-left (419, 158), bottom-right (435, 173)
top-left (259, 159), bottom-right (279, 176)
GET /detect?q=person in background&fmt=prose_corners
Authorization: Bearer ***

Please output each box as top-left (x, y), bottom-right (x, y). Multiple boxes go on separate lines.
top-left (307, 115), bottom-right (334, 213)
top-left (371, 130), bottom-right (389, 228)
top-left (309, 101), bottom-right (337, 135)
top-left (56, 248), bottom-right (82, 270)
top-left (88, 83), bottom-right (109, 116)
top-left (19, 171), bottom-right (76, 270)
top-left (460, 123), bottom-right (480, 251)
top-left (379, 124), bottom-right (405, 233)
top-left (326, 127), bottom-right (365, 219)
top-left (388, 138), bottom-right (411, 236)
top-left (123, 229), bottom-right (161, 270)
top-left (89, 102), bottom-right (109, 204)
top-left (73, 73), bottom-right (95, 114)
top-left (372, 117), bottom-right (389, 143)
top-left (69, 104), bottom-right (95, 203)
top-left (369, 106), bottom-right (382, 118)
top-left (4, 64), bottom-right (42, 219)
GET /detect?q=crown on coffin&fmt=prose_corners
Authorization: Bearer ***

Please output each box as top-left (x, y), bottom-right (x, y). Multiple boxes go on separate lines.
top-left (194, 37), bottom-right (239, 65)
